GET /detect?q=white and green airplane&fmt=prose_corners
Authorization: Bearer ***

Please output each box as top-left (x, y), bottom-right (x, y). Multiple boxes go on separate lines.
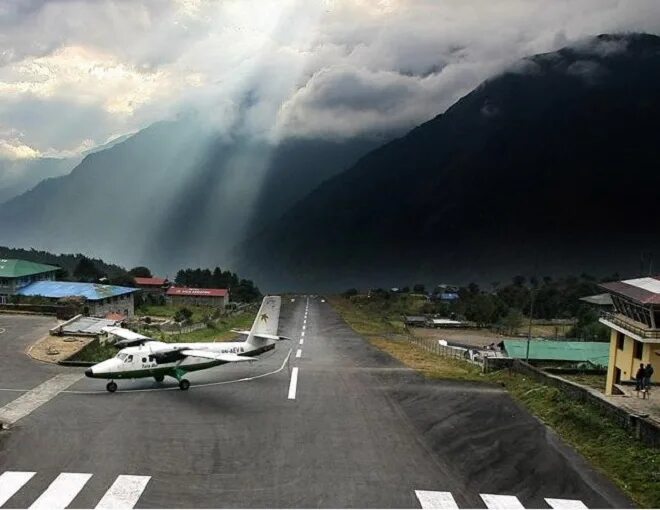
top-left (84, 295), bottom-right (289, 392)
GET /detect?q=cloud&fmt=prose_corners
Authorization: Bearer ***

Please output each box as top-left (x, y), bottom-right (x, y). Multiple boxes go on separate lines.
top-left (0, 0), bottom-right (659, 153)
top-left (0, 138), bottom-right (40, 159)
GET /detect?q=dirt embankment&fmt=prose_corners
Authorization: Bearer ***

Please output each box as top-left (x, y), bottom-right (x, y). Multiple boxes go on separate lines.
top-left (27, 335), bottom-right (94, 363)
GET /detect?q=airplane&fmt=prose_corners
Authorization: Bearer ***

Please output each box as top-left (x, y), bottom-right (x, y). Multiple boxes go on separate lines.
top-left (84, 295), bottom-right (289, 392)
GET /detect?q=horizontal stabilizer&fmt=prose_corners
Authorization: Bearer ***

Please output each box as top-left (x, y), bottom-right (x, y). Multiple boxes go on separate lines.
top-left (231, 329), bottom-right (290, 341)
top-left (102, 326), bottom-right (153, 346)
top-left (255, 333), bottom-right (291, 341)
top-left (180, 350), bottom-right (256, 363)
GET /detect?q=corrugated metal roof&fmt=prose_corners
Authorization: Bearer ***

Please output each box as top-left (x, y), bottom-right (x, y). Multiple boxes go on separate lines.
top-left (17, 281), bottom-right (138, 300)
top-left (600, 277), bottom-right (660, 304)
top-left (61, 316), bottom-right (121, 335)
top-left (503, 340), bottom-right (609, 366)
top-left (134, 277), bottom-right (167, 286)
top-left (0, 259), bottom-right (59, 278)
top-left (166, 287), bottom-right (228, 297)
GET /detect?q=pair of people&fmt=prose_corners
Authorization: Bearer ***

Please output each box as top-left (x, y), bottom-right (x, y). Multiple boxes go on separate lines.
top-left (635, 363), bottom-right (654, 398)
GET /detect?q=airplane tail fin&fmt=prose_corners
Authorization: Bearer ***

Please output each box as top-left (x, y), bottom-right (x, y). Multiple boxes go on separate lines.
top-left (246, 296), bottom-right (282, 347)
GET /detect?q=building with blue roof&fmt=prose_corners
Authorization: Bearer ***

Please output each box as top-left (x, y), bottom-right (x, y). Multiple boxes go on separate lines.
top-left (17, 281), bottom-right (138, 317)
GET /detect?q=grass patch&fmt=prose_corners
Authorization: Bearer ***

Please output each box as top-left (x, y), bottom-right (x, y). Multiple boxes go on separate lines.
top-left (329, 295), bottom-right (660, 508)
top-left (370, 336), bottom-right (482, 381)
top-left (561, 373), bottom-right (607, 392)
top-left (71, 339), bottom-right (119, 362)
top-left (136, 304), bottom-right (219, 323)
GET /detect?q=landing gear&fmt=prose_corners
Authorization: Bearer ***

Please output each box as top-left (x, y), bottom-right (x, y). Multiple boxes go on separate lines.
top-left (178, 379), bottom-right (190, 391)
top-left (153, 375), bottom-right (165, 383)
top-left (106, 381), bottom-right (117, 393)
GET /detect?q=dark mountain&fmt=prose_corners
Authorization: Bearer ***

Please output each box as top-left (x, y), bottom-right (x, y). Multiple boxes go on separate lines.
top-left (0, 117), bottom-right (384, 275)
top-left (0, 156), bottom-right (77, 204)
top-left (237, 34), bottom-right (660, 291)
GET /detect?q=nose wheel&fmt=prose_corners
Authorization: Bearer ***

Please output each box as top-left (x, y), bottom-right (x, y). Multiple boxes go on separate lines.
top-left (106, 381), bottom-right (118, 393)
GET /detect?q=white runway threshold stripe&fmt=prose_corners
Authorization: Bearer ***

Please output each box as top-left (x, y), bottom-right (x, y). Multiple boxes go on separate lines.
top-left (0, 373), bottom-right (83, 425)
top-left (545, 498), bottom-right (589, 509)
top-left (288, 367), bottom-right (299, 400)
top-left (0, 471), bottom-right (36, 507)
top-left (29, 472), bottom-right (92, 509)
top-left (480, 494), bottom-right (525, 509)
top-left (95, 475), bottom-right (151, 509)
top-left (415, 490), bottom-right (459, 509)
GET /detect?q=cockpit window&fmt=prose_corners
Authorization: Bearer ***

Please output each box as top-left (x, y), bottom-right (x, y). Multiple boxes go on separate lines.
top-left (127, 355), bottom-right (133, 362)
top-left (117, 353), bottom-right (127, 361)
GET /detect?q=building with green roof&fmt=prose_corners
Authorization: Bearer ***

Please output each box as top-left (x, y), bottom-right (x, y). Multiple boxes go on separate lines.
top-left (503, 339), bottom-right (610, 368)
top-left (0, 259), bottom-right (59, 303)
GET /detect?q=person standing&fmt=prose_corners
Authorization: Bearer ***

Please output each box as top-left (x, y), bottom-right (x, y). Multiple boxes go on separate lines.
top-left (635, 363), bottom-right (646, 397)
top-left (643, 363), bottom-right (654, 399)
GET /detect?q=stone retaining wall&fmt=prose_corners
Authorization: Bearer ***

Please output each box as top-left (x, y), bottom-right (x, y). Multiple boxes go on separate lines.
top-left (511, 359), bottom-right (659, 447)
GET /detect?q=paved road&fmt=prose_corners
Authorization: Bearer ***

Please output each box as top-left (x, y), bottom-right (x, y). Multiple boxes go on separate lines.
top-left (0, 300), bottom-right (633, 508)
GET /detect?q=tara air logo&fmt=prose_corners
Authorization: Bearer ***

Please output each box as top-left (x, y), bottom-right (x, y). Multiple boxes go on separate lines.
top-left (260, 313), bottom-right (269, 322)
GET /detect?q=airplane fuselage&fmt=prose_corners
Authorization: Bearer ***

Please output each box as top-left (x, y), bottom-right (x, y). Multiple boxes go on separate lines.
top-left (85, 340), bottom-right (275, 380)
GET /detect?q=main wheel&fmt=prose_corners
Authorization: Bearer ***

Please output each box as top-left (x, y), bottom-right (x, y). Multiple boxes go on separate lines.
top-left (178, 379), bottom-right (190, 391)
top-left (153, 375), bottom-right (164, 383)
top-left (106, 381), bottom-right (118, 393)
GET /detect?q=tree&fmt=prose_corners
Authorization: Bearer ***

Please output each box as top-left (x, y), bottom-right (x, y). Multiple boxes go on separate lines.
top-left (128, 266), bottom-right (152, 278)
top-left (73, 256), bottom-right (102, 282)
top-left (413, 284), bottom-right (425, 294)
top-left (498, 308), bottom-right (524, 335)
top-left (342, 288), bottom-right (358, 298)
top-left (174, 307), bottom-right (193, 323)
top-left (464, 294), bottom-right (497, 326)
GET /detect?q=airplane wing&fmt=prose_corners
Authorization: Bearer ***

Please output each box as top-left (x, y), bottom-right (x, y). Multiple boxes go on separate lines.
top-left (230, 329), bottom-right (290, 341)
top-left (102, 326), bottom-right (153, 346)
top-left (180, 350), bottom-right (256, 362)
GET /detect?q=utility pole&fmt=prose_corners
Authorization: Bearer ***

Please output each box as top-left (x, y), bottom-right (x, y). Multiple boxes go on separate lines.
top-left (525, 287), bottom-right (536, 362)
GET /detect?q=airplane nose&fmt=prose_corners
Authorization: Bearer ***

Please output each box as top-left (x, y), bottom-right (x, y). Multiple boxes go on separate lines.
top-left (84, 368), bottom-right (93, 377)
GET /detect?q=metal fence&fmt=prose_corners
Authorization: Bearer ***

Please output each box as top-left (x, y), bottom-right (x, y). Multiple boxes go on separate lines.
top-left (409, 336), bottom-right (473, 360)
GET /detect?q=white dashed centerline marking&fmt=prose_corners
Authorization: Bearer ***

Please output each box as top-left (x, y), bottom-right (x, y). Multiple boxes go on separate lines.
top-left (0, 471), bottom-right (36, 507)
top-left (95, 475), bottom-right (151, 509)
top-left (415, 490), bottom-right (459, 509)
top-left (296, 349), bottom-right (302, 358)
top-left (288, 367), bottom-right (299, 400)
top-left (29, 472), bottom-right (92, 509)
top-left (299, 338), bottom-right (304, 345)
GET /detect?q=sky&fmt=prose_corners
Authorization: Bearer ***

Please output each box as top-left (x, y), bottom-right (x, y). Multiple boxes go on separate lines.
top-left (1, 0), bottom-right (659, 160)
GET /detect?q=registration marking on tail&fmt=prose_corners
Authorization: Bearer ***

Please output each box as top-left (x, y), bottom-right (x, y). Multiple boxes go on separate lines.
top-left (29, 472), bottom-right (92, 509)
top-left (288, 367), bottom-right (299, 400)
top-left (95, 475), bottom-right (151, 509)
top-left (0, 471), bottom-right (36, 507)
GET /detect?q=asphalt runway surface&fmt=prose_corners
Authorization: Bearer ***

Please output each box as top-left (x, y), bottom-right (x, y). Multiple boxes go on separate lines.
top-left (0, 301), bottom-right (634, 508)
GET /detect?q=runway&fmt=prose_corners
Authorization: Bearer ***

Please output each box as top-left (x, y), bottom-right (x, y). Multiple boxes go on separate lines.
top-left (0, 299), bottom-right (633, 508)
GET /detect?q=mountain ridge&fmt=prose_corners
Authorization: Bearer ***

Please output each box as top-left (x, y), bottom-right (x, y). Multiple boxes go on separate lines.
top-left (236, 33), bottom-right (660, 290)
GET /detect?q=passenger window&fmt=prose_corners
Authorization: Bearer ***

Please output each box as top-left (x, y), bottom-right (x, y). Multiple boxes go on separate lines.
top-left (148, 355), bottom-right (154, 362)
top-left (142, 357), bottom-right (146, 363)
